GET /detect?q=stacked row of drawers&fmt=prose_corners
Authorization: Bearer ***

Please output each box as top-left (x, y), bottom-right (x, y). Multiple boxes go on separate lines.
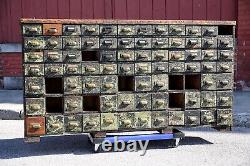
top-left (22, 20), bottom-right (235, 137)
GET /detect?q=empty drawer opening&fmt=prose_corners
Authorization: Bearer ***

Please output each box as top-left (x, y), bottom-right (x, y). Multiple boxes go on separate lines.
top-left (118, 76), bottom-right (134, 91)
top-left (185, 75), bottom-right (201, 90)
top-left (83, 95), bottom-right (100, 111)
top-left (218, 25), bottom-right (234, 35)
top-left (169, 75), bottom-right (184, 90)
top-left (82, 51), bottom-right (99, 61)
top-left (169, 93), bottom-right (185, 108)
top-left (45, 77), bottom-right (63, 94)
top-left (46, 97), bottom-right (63, 113)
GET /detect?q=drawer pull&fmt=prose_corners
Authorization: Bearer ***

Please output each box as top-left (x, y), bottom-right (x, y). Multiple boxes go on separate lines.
top-left (156, 100), bottom-right (164, 106)
top-left (85, 83), bottom-right (96, 88)
top-left (221, 114), bottom-right (230, 119)
top-left (138, 117), bottom-right (148, 124)
top-left (155, 117), bottom-right (165, 123)
top-left (102, 40), bottom-right (113, 45)
top-left (220, 97), bottom-right (229, 103)
top-left (85, 67), bottom-right (96, 72)
top-left (155, 40), bottom-right (165, 46)
top-left (172, 27), bottom-right (182, 33)
top-left (139, 100), bottom-right (148, 105)
top-left (155, 53), bottom-right (165, 59)
top-left (188, 39), bottom-right (198, 45)
top-left (220, 65), bottom-right (230, 71)
top-left (31, 123), bottom-right (41, 129)
top-left (67, 54), bottom-right (76, 59)
top-left (172, 66), bottom-right (181, 71)
top-left (29, 85), bottom-right (41, 91)
top-left (188, 29), bottom-right (199, 34)
top-left (171, 53), bottom-right (182, 60)
top-left (67, 66), bottom-right (77, 72)
top-left (66, 26), bottom-right (76, 32)
top-left (204, 98), bottom-right (213, 103)
top-left (206, 29), bottom-right (215, 34)
top-left (155, 27), bottom-right (165, 33)
top-left (156, 66), bottom-right (165, 71)
top-left (104, 66), bottom-right (114, 71)
top-left (67, 41), bottom-right (77, 46)
top-left (220, 80), bottom-right (229, 86)
top-left (138, 27), bottom-right (148, 33)
top-left (27, 27), bottom-right (38, 33)
top-left (204, 115), bottom-right (213, 123)
top-left (138, 53), bottom-right (148, 58)
top-left (68, 121), bottom-right (79, 127)
top-left (29, 67), bottom-right (40, 74)
top-left (85, 40), bottom-right (95, 46)
top-left (205, 40), bottom-right (214, 46)
top-left (220, 40), bottom-right (230, 46)
top-left (122, 100), bottom-right (131, 105)
top-left (122, 119), bottom-right (132, 126)
top-left (86, 121), bottom-right (97, 127)
top-left (139, 83), bottom-right (148, 88)
top-left (120, 53), bottom-right (131, 59)
top-left (104, 83), bottom-right (114, 89)
top-left (51, 123), bottom-right (60, 128)
top-left (138, 66), bottom-right (148, 72)
top-left (48, 40), bottom-right (58, 46)
top-left (189, 99), bottom-right (197, 104)
top-left (187, 65), bottom-right (197, 71)
top-left (86, 27), bottom-right (96, 33)
top-left (205, 52), bottom-right (214, 58)
top-left (68, 83), bottom-right (77, 88)
top-left (48, 28), bottom-right (57, 33)
top-left (120, 39), bottom-right (131, 45)
top-left (221, 52), bottom-right (230, 58)
top-left (103, 118), bottom-right (113, 124)
top-left (171, 40), bottom-right (182, 46)
top-left (155, 82), bottom-right (165, 87)
top-left (188, 116), bottom-right (197, 122)
top-left (67, 102), bottom-right (78, 109)
top-left (102, 27), bottom-right (112, 34)
top-left (28, 40), bottom-right (40, 47)
top-left (30, 104), bottom-right (41, 111)
top-left (121, 27), bottom-right (132, 33)
top-left (28, 54), bottom-right (40, 60)
top-left (105, 102), bottom-right (113, 108)
top-left (204, 80), bottom-right (213, 86)
top-left (49, 67), bottom-right (59, 73)
top-left (48, 52), bottom-right (59, 60)
top-left (121, 66), bottom-right (130, 72)
top-left (137, 40), bottom-right (148, 46)
top-left (203, 65), bottom-right (213, 70)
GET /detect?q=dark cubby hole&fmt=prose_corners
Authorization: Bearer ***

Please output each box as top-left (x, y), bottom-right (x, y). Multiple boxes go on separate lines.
top-left (83, 95), bottom-right (100, 111)
top-left (118, 76), bottom-right (134, 91)
top-left (185, 75), bottom-right (201, 90)
top-left (45, 77), bottom-right (63, 94)
top-left (218, 25), bottom-right (234, 35)
top-left (169, 75), bottom-right (184, 90)
top-left (82, 51), bottom-right (99, 61)
top-left (169, 93), bottom-right (185, 108)
top-left (46, 97), bottom-right (63, 113)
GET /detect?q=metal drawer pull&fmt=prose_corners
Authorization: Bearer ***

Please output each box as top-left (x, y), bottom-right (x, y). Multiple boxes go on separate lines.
top-left (172, 54), bottom-right (182, 59)
top-left (104, 83), bottom-right (114, 89)
top-left (155, 118), bottom-right (165, 124)
top-left (86, 121), bottom-right (97, 127)
top-left (155, 27), bottom-right (165, 33)
top-left (85, 83), bottom-right (96, 88)
top-left (188, 116), bottom-right (197, 122)
top-left (102, 27), bottom-right (112, 34)
top-left (121, 27), bottom-right (132, 33)
top-left (69, 122), bottom-right (79, 127)
top-left (67, 54), bottom-right (76, 58)
top-left (102, 40), bottom-right (113, 45)
top-left (220, 40), bottom-right (230, 46)
top-left (104, 66), bottom-right (114, 71)
top-left (67, 102), bottom-right (78, 109)
top-left (85, 67), bottom-right (96, 72)
top-left (85, 41), bottom-right (95, 46)
top-left (172, 27), bottom-right (182, 33)
top-left (157, 66), bottom-right (165, 71)
top-left (189, 52), bottom-right (198, 58)
top-left (156, 100), bottom-right (164, 106)
top-left (30, 104), bottom-right (41, 111)
top-left (172, 40), bottom-right (182, 46)
top-left (220, 97), bottom-right (229, 103)
top-left (155, 82), bottom-right (165, 87)
top-left (188, 39), bottom-right (198, 45)
top-left (103, 54), bottom-right (113, 59)
top-left (139, 66), bottom-right (148, 72)
top-left (122, 100), bottom-right (131, 105)
top-left (66, 26), bottom-right (76, 32)
top-left (68, 66), bottom-right (77, 72)
top-left (48, 28), bottom-right (57, 33)
top-left (48, 40), bottom-right (58, 46)
top-left (204, 80), bottom-right (213, 86)
top-left (31, 123), bottom-right (41, 129)
top-left (138, 53), bottom-right (148, 58)
top-left (49, 67), bottom-right (59, 73)
top-left (139, 83), bottom-right (148, 88)
top-left (189, 99), bottom-right (197, 104)
top-left (68, 83), bottom-right (77, 88)
top-left (48, 52), bottom-right (59, 60)
top-left (29, 67), bottom-right (40, 74)
top-left (104, 118), bottom-right (113, 124)
top-left (51, 123), bottom-right (60, 128)
top-left (27, 27), bottom-right (38, 33)
top-left (155, 53), bottom-right (165, 59)
top-left (105, 102), bottom-right (113, 107)
top-left (221, 52), bottom-right (230, 58)
top-left (67, 41), bottom-right (77, 46)
top-left (220, 80), bottom-right (229, 85)
top-left (28, 40), bottom-right (40, 46)
top-left (204, 98), bottom-right (213, 103)
top-left (187, 65), bottom-right (197, 71)
top-left (120, 39), bottom-right (131, 45)
top-left (86, 27), bottom-right (96, 33)
top-left (28, 54), bottom-right (40, 60)
top-left (137, 40), bottom-right (148, 45)
top-left (121, 66), bottom-right (130, 72)
top-left (29, 85), bottom-right (41, 90)
top-left (204, 115), bottom-right (213, 122)
top-left (139, 100), bottom-right (148, 105)
top-left (188, 29), bottom-right (199, 34)
top-left (221, 114), bottom-right (230, 119)
top-left (122, 120), bottom-right (132, 126)
top-left (155, 40), bottom-right (165, 46)
top-left (120, 53), bottom-right (131, 59)
top-left (220, 65), bottom-right (230, 71)
top-left (172, 66), bottom-right (181, 71)
top-left (206, 29), bottom-right (215, 34)
top-left (138, 117), bottom-right (148, 124)
top-left (205, 52), bottom-right (214, 57)
top-left (203, 65), bottom-right (213, 70)
top-left (205, 40), bottom-right (214, 45)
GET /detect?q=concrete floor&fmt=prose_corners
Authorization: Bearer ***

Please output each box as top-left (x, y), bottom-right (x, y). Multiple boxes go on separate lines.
top-left (0, 120), bottom-right (250, 166)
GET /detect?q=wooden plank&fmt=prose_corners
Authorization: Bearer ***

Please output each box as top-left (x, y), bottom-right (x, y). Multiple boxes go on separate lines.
top-left (93, 0), bottom-right (105, 19)
top-left (153, 0), bottom-right (166, 20)
top-left (114, 0), bottom-right (127, 19)
top-left (127, 0), bottom-right (140, 19)
top-left (193, 0), bottom-right (207, 20)
top-left (69, 0), bottom-right (82, 19)
top-left (58, 0), bottom-right (70, 19)
top-left (82, 0), bottom-right (94, 19)
top-left (179, 0), bottom-right (193, 20)
top-left (10, 0), bottom-right (23, 42)
top-left (166, 0), bottom-right (180, 19)
top-left (139, 0), bottom-right (153, 19)
top-left (104, 0), bottom-right (113, 19)
top-left (46, 0), bottom-right (58, 18)
top-left (207, 0), bottom-right (221, 20)
top-left (221, 0), bottom-right (236, 21)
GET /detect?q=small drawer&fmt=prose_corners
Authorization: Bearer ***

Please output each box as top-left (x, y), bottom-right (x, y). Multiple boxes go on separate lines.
top-left (100, 50), bottom-right (117, 62)
top-left (151, 111), bottom-right (169, 128)
top-left (100, 37), bottom-right (117, 49)
top-left (24, 64), bottom-right (44, 76)
top-left (118, 63), bottom-right (134, 75)
top-left (117, 38), bottom-right (134, 49)
top-left (25, 77), bottom-right (44, 95)
top-left (82, 76), bottom-right (101, 94)
top-left (201, 109), bottom-right (216, 125)
top-left (64, 76), bottom-right (82, 94)
top-left (81, 25), bottom-right (99, 35)
top-left (217, 62), bottom-right (233, 73)
top-left (44, 37), bottom-right (62, 49)
top-left (101, 113), bottom-right (118, 131)
top-left (169, 51), bottom-right (185, 61)
top-left (62, 37), bottom-right (81, 50)
top-left (82, 62), bottom-right (100, 75)
top-left (45, 64), bottom-right (63, 76)
top-left (23, 24), bottom-right (42, 36)
top-left (168, 111), bottom-right (184, 126)
top-left (25, 98), bottom-right (45, 116)
top-left (185, 50), bottom-right (202, 61)
top-left (25, 116), bottom-right (45, 136)
top-left (216, 91), bottom-right (233, 107)
top-left (118, 112), bottom-right (136, 129)
top-left (100, 25), bottom-right (117, 36)
top-left (135, 38), bottom-right (151, 49)
top-left (201, 74), bottom-right (217, 90)
top-left (202, 50), bottom-right (217, 61)
top-left (134, 111), bottom-right (151, 129)
top-left (101, 75), bottom-right (118, 94)
top-left (169, 25), bottom-right (185, 35)
top-left (44, 51), bottom-right (63, 62)
top-left (135, 93), bottom-right (151, 110)
top-left (169, 38), bottom-right (185, 48)
top-left (153, 25), bottom-right (168, 35)
top-left (64, 63), bottom-right (82, 75)
top-left (46, 115), bottom-right (64, 135)
top-left (135, 62), bottom-right (151, 75)
top-left (64, 96), bottom-right (83, 113)
top-left (63, 25), bottom-right (81, 35)
top-left (24, 37), bottom-right (45, 50)
top-left (201, 91), bottom-right (216, 108)
top-left (24, 51), bottom-right (43, 62)
top-left (100, 63), bottom-right (117, 75)
top-left (152, 74), bottom-right (168, 91)
top-left (169, 62), bottom-right (185, 73)
top-left (185, 38), bottom-right (202, 48)
top-left (217, 109), bottom-right (233, 126)
top-left (218, 50), bottom-right (234, 61)
top-left (152, 50), bottom-right (168, 61)
top-left (201, 62), bottom-right (217, 73)
top-left (134, 76), bottom-right (152, 92)
top-left (202, 26), bottom-right (218, 36)
top-left (186, 26), bottom-right (201, 36)
top-left (82, 113), bottom-right (101, 132)
top-left (64, 115), bottom-right (82, 133)
top-left (63, 51), bottom-right (81, 62)
top-left (117, 50), bottom-right (134, 61)
top-left (118, 25), bottom-right (136, 36)
top-left (43, 24), bottom-right (62, 36)
top-left (135, 50), bottom-right (151, 61)
top-left (185, 91), bottom-right (200, 109)
top-left (185, 110), bottom-right (201, 126)
top-left (152, 38), bottom-right (168, 49)
top-left (185, 62), bottom-right (201, 73)
top-left (202, 37), bottom-right (217, 49)
top-left (217, 73), bottom-right (233, 90)
top-left (152, 92), bottom-right (168, 110)
top-left (152, 62), bottom-right (168, 74)
top-left (118, 93), bottom-right (135, 111)
top-left (218, 37), bottom-right (234, 49)
top-left (135, 25), bottom-right (152, 35)
top-left (100, 95), bottom-right (117, 112)
top-left (82, 37), bottom-right (99, 50)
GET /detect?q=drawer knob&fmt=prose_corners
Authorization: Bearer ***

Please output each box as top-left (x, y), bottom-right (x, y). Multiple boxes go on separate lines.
top-left (204, 80), bottom-right (213, 86)
top-left (28, 40), bottom-right (40, 47)
top-left (139, 100), bottom-right (148, 105)
top-left (137, 40), bottom-right (148, 46)
top-left (138, 66), bottom-right (148, 72)
top-left (139, 83), bottom-right (148, 88)
top-left (48, 40), bottom-right (58, 46)
top-left (122, 119), bottom-right (132, 126)
top-left (155, 82), bottom-right (165, 87)
top-left (67, 66), bottom-right (77, 72)
top-left (28, 53), bottom-right (40, 60)
top-left (66, 26), bottom-right (76, 32)
top-left (68, 83), bottom-right (77, 88)
top-left (206, 29), bottom-right (215, 34)
top-left (155, 40), bottom-right (165, 46)
top-left (85, 40), bottom-right (95, 46)
top-left (204, 98), bottom-right (213, 103)
top-left (85, 83), bottom-right (96, 88)
top-left (102, 40), bottom-right (113, 45)
top-left (68, 121), bottom-right (79, 127)
top-left (51, 123), bottom-right (60, 128)
top-left (189, 99), bottom-right (197, 104)
top-left (29, 85), bottom-right (41, 91)
top-left (29, 67), bottom-right (40, 74)
top-left (104, 66), bottom-right (114, 71)
top-left (188, 116), bottom-right (197, 122)
top-left (49, 67), bottom-right (59, 73)
top-left (156, 66), bottom-right (165, 71)
top-left (120, 39), bottom-right (131, 45)
top-left (121, 27), bottom-right (132, 33)
top-left (85, 67), bottom-right (96, 72)
top-left (120, 53), bottom-right (131, 59)
top-left (48, 28), bottom-right (57, 33)
top-left (188, 39), bottom-right (198, 45)
top-left (67, 102), bottom-right (78, 109)
top-left (121, 66), bottom-right (130, 72)
top-left (86, 27), bottom-right (96, 33)
top-left (104, 83), bottom-right (114, 89)
top-left (103, 118), bottom-right (114, 125)
top-left (155, 27), bottom-right (165, 33)
top-left (31, 123), bottom-right (41, 129)
top-left (29, 104), bottom-right (41, 111)
top-left (220, 97), bottom-right (229, 103)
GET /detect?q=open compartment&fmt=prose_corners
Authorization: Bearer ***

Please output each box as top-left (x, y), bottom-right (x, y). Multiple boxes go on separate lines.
top-left (169, 93), bottom-right (185, 108)
top-left (46, 97), bottom-right (63, 113)
top-left (118, 76), bottom-right (134, 91)
top-left (82, 51), bottom-right (99, 61)
top-left (45, 77), bottom-right (63, 94)
top-left (218, 25), bottom-right (234, 35)
top-left (83, 95), bottom-right (100, 111)
top-left (169, 75), bottom-right (184, 90)
top-left (185, 74), bottom-right (201, 90)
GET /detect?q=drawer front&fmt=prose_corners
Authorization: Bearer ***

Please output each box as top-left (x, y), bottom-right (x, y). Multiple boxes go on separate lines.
top-left (135, 38), bottom-right (151, 49)
top-left (101, 75), bottom-right (118, 94)
top-left (64, 63), bottom-right (81, 75)
top-left (152, 62), bottom-right (168, 74)
top-left (152, 38), bottom-right (168, 49)
top-left (168, 111), bottom-right (184, 126)
top-left (45, 64), bottom-right (63, 76)
top-left (82, 62), bottom-right (100, 75)
top-left (118, 63), bottom-right (134, 75)
top-left (82, 113), bottom-right (100, 132)
top-left (63, 25), bottom-right (81, 35)
top-left (46, 115), bottom-right (64, 135)
top-left (202, 26), bottom-right (218, 36)
top-left (186, 26), bottom-right (201, 36)
top-left (25, 116), bottom-right (45, 136)
top-left (118, 25), bottom-right (136, 36)
top-left (117, 50), bottom-right (134, 61)
top-left (202, 50), bottom-right (217, 61)
top-left (135, 62), bottom-right (151, 75)
top-left (153, 25), bottom-right (168, 35)
top-left (217, 109), bottom-right (233, 126)
top-left (118, 112), bottom-right (136, 129)
top-left (185, 62), bottom-right (201, 73)
top-left (152, 50), bottom-right (168, 61)
top-left (44, 37), bottom-right (62, 49)
top-left (135, 50), bottom-right (151, 61)
top-left (82, 37), bottom-right (99, 50)
top-left (134, 111), bottom-right (151, 129)
top-left (152, 74), bottom-right (168, 91)
top-left (169, 38), bottom-right (185, 48)
top-left (218, 50), bottom-right (234, 61)
top-left (25, 77), bottom-right (44, 95)
top-left (100, 51), bottom-right (116, 62)
top-left (217, 91), bottom-right (233, 107)
top-left (201, 74), bottom-right (216, 90)
top-left (63, 51), bottom-right (81, 62)
top-left (118, 93), bottom-right (135, 111)
top-left (24, 64), bottom-right (44, 76)
top-left (23, 24), bottom-right (42, 36)
top-left (185, 92), bottom-right (200, 109)
top-left (151, 111), bottom-right (168, 128)
top-left (63, 37), bottom-right (81, 49)
top-left (117, 38), bottom-right (134, 49)
top-left (217, 73), bottom-right (233, 90)
top-left (100, 37), bottom-right (117, 49)
top-left (25, 98), bottom-right (45, 116)
top-left (169, 25), bottom-right (185, 36)
top-left (201, 109), bottom-right (216, 125)
top-left (100, 95), bottom-right (117, 112)
top-left (64, 115), bottom-right (82, 133)
top-left (101, 113), bottom-right (118, 131)
top-left (202, 37), bottom-right (217, 49)
top-left (135, 93), bottom-right (151, 110)
top-left (218, 37), bottom-right (234, 49)
top-left (100, 25), bottom-right (117, 36)
top-left (201, 62), bottom-right (217, 73)
top-left (64, 76), bottom-right (82, 94)
top-left (201, 91), bottom-right (216, 108)
top-left (82, 76), bottom-right (100, 94)
top-left (217, 62), bottom-right (233, 73)
top-left (64, 96), bottom-right (83, 113)
top-left (185, 50), bottom-right (202, 61)
top-left (169, 62), bottom-right (185, 73)
top-left (100, 63), bottom-right (117, 75)
top-left (81, 25), bottom-right (99, 35)
top-left (24, 37), bottom-right (45, 50)
top-left (134, 76), bottom-right (152, 92)
top-left (185, 38), bottom-right (202, 48)
top-left (169, 51), bottom-right (185, 61)
top-left (44, 51), bottom-right (63, 62)
top-left (24, 51), bottom-right (43, 62)
top-left (185, 110), bottom-right (201, 126)
top-left (43, 24), bottom-right (62, 35)
top-left (152, 92), bottom-right (168, 110)
top-left (135, 25), bottom-right (152, 35)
